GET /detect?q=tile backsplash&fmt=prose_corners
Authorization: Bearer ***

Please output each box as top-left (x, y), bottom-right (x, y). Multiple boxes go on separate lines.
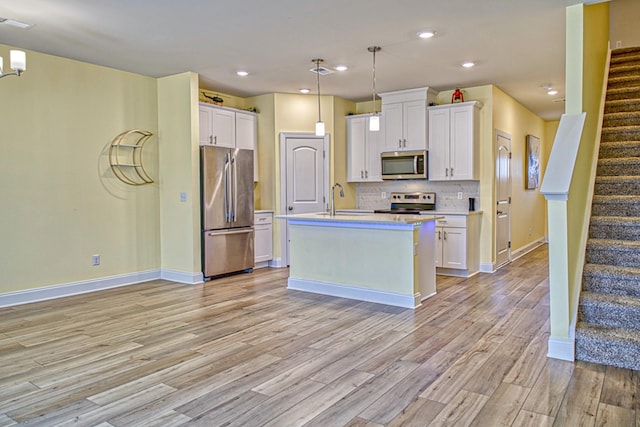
top-left (356, 180), bottom-right (480, 211)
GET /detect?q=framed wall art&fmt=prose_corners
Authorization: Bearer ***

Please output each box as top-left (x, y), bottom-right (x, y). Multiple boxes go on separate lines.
top-left (526, 134), bottom-right (540, 189)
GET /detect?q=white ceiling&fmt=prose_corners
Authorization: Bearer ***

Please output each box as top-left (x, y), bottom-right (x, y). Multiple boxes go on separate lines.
top-left (0, 0), bottom-right (589, 120)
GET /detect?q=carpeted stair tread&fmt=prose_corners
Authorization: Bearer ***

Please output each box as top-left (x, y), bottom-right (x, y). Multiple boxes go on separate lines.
top-left (603, 111), bottom-right (640, 127)
top-left (598, 140), bottom-right (640, 159)
top-left (596, 157), bottom-right (640, 176)
top-left (600, 125), bottom-right (640, 142)
top-left (585, 238), bottom-right (640, 268)
top-left (583, 263), bottom-right (640, 297)
top-left (611, 47), bottom-right (640, 62)
top-left (589, 215), bottom-right (640, 239)
top-left (607, 75), bottom-right (640, 91)
top-left (575, 322), bottom-right (640, 371)
top-left (592, 195), bottom-right (640, 217)
top-left (608, 64), bottom-right (640, 76)
top-left (594, 176), bottom-right (640, 195)
top-left (579, 291), bottom-right (640, 330)
top-left (605, 98), bottom-right (640, 114)
top-left (607, 86), bottom-right (640, 102)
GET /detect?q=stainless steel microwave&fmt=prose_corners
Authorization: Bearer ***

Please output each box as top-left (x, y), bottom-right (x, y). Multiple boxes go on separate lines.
top-left (381, 150), bottom-right (427, 180)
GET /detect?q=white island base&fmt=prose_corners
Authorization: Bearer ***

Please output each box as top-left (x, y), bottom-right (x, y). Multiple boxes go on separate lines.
top-left (280, 213), bottom-right (441, 309)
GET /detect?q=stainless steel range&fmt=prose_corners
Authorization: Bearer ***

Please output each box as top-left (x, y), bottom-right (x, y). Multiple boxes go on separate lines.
top-left (374, 192), bottom-right (436, 215)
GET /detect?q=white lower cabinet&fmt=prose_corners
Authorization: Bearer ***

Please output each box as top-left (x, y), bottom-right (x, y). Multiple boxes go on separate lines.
top-left (435, 213), bottom-right (481, 277)
top-left (254, 211), bottom-right (273, 267)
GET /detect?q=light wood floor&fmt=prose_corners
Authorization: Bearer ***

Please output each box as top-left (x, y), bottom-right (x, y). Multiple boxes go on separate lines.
top-left (1, 245), bottom-right (638, 426)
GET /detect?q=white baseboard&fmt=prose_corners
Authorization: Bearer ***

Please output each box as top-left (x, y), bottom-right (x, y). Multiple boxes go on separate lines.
top-left (511, 238), bottom-right (546, 261)
top-left (0, 269), bottom-right (161, 308)
top-left (160, 269), bottom-right (203, 284)
top-left (548, 336), bottom-right (575, 361)
top-left (479, 263), bottom-right (496, 273)
top-left (269, 258), bottom-right (286, 268)
top-left (479, 237), bottom-right (548, 274)
top-left (287, 277), bottom-right (419, 309)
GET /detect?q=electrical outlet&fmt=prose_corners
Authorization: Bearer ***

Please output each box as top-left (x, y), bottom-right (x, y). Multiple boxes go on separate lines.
top-left (457, 192), bottom-right (463, 200)
top-left (180, 192), bottom-right (187, 202)
top-left (616, 40), bottom-right (622, 49)
top-left (381, 191), bottom-right (387, 199)
top-left (92, 254), bottom-right (100, 266)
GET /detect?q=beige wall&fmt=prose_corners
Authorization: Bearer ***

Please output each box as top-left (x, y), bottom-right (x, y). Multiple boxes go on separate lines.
top-left (610, 0), bottom-right (640, 48)
top-left (158, 72), bottom-right (201, 277)
top-left (491, 87), bottom-right (547, 253)
top-left (0, 45), bottom-right (160, 293)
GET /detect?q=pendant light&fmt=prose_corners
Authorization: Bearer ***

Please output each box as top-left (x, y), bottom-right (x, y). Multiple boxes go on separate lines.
top-left (312, 58), bottom-right (325, 136)
top-left (368, 46), bottom-right (381, 131)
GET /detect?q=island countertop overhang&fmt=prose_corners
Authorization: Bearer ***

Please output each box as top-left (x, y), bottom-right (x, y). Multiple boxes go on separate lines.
top-left (277, 212), bottom-right (443, 229)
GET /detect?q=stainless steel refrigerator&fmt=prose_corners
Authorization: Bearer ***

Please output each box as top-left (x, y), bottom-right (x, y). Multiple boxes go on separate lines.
top-left (200, 146), bottom-right (254, 278)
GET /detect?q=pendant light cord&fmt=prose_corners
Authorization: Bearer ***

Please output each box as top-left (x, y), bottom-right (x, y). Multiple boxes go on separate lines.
top-left (368, 46), bottom-right (381, 115)
top-left (315, 59), bottom-right (322, 122)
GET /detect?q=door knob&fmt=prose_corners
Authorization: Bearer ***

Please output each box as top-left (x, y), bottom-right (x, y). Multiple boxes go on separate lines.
top-left (288, 206), bottom-right (293, 211)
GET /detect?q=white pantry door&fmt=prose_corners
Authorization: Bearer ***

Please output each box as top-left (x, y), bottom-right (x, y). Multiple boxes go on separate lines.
top-left (495, 130), bottom-right (512, 268)
top-left (279, 133), bottom-right (329, 265)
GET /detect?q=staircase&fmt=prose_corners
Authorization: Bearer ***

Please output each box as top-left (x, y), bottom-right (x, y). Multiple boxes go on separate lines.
top-left (575, 46), bottom-right (640, 371)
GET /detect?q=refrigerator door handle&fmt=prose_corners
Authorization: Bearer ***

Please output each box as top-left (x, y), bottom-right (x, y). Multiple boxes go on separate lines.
top-left (207, 228), bottom-right (253, 237)
top-left (224, 153), bottom-right (231, 222)
top-left (232, 155), bottom-right (238, 222)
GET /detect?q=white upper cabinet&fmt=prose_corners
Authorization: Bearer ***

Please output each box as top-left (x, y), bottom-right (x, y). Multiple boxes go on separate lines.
top-left (428, 101), bottom-right (481, 181)
top-left (199, 103), bottom-right (257, 151)
top-left (379, 87), bottom-right (437, 152)
top-left (346, 114), bottom-right (382, 182)
top-left (235, 111), bottom-right (256, 150)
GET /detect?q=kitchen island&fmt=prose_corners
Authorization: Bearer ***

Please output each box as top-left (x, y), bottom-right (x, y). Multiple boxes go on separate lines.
top-left (277, 212), bottom-right (442, 309)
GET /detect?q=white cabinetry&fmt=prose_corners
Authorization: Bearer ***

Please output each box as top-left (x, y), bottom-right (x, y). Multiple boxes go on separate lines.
top-left (428, 101), bottom-right (481, 181)
top-left (199, 103), bottom-right (258, 180)
top-left (235, 111), bottom-right (258, 180)
top-left (435, 213), bottom-right (481, 277)
top-left (346, 114), bottom-right (382, 182)
top-left (379, 87), bottom-right (437, 152)
top-left (254, 211), bottom-right (273, 267)
top-left (199, 103), bottom-right (257, 150)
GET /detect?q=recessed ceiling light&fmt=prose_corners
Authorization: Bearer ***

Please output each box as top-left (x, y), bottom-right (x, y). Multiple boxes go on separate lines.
top-left (417, 30), bottom-right (436, 39)
top-left (334, 65), bottom-right (348, 71)
top-left (547, 89), bottom-right (559, 95)
top-left (236, 70), bottom-right (249, 77)
top-left (462, 62), bottom-right (475, 68)
top-left (299, 88), bottom-right (310, 94)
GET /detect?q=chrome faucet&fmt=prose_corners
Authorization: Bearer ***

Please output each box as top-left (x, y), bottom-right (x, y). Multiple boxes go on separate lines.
top-left (330, 182), bottom-right (344, 216)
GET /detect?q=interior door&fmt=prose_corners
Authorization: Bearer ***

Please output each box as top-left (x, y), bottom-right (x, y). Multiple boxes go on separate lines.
top-left (281, 133), bottom-right (328, 265)
top-left (496, 131), bottom-right (512, 268)
top-left (285, 137), bottom-right (326, 215)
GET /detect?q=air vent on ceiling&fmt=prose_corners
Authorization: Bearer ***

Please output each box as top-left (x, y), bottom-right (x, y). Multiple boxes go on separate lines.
top-left (309, 66), bottom-right (334, 75)
top-left (0, 17), bottom-right (34, 29)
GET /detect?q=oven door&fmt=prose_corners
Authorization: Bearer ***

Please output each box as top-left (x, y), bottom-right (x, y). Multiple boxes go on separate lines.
top-left (381, 150), bottom-right (427, 179)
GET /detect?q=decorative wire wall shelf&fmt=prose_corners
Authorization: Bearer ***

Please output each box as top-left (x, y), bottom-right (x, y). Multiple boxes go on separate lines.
top-left (109, 129), bottom-right (154, 185)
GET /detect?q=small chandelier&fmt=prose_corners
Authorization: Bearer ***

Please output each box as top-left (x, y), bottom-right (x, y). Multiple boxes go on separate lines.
top-left (0, 50), bottom-right (26, 79)
top-left (312, 58), bottom-right (325, 136)
top-left (368, 46), bottom-right (381, 131)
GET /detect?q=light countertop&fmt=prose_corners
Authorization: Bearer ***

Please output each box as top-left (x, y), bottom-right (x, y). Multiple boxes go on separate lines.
top-left (421, 210), bottom-right (483, 216)
top-left (277, 212), bottom-right (443, 226)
